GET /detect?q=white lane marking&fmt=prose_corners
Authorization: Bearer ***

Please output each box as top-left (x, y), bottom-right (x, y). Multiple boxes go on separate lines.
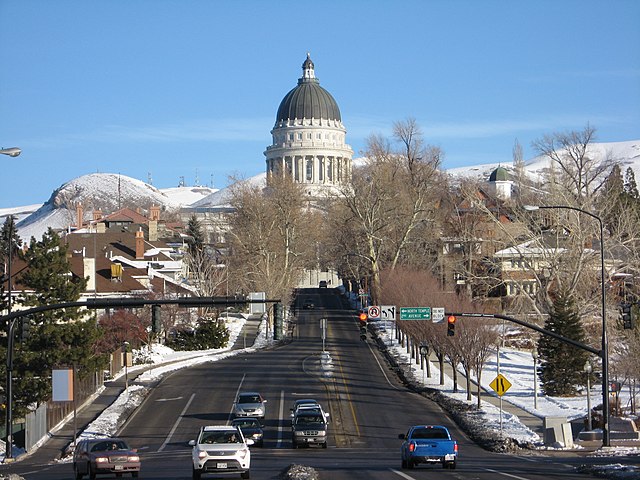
top-left (228, 373), bottom-right (247, 421)
top-left (483, 468), bottom-right (535, 479)
top-left (156, 396), bottom-right (183, 402)
top-left (277, 389), bottom-right (285, 447)
top-left (157, 393), bottom-right (195, 452)
top-left (388, 468), bottom-right (417, 479)
top-left (366, 341), bottom-right (400, 389)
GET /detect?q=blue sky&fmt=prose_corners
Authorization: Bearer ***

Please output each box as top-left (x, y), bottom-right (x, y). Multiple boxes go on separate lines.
top-left (1, 0), bottom-right (639, 208)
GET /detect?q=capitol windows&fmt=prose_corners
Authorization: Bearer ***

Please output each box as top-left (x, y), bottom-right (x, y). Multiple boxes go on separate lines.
top-left (317, 133), bottom-right (322, 140)
top-left (298, 133), bottom-right (303, 140)
top-left (307, 133), bottom-right (312, 139)
top-left (289, 133), bottom-right (294, 141)
top-left (306, 158), bottom-right (313, 181)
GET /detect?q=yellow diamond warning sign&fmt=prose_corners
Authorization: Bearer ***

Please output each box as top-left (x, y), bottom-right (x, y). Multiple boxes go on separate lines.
top-left (489, 374), bottom-right (512, 397)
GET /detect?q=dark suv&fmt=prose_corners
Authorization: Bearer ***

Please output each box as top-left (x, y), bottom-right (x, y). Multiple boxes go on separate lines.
top-left (291, 411), bottom-right (328, 448)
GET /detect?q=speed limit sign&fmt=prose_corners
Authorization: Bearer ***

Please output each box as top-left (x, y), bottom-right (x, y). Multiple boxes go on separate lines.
top-left (368, 306), bottom-right (381, 320)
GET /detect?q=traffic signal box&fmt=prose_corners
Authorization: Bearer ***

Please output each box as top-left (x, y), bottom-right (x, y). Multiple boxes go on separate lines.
top-left (151, 305), bottom-right (162, 333)
top-left (447, 315), bottom-right (456, 336)
top-left (620, 303), bottom-right (635, 330)
top-left (358, 311), bottom-right (368, 340)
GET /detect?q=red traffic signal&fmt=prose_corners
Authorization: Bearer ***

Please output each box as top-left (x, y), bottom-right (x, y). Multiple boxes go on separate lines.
top-left (358, 312), bottom-right (368, 324)
top-left (447, 315), bottom-right (456, 336)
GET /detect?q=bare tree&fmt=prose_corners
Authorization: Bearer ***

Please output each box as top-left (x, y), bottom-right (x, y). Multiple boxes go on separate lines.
top-left (227, 174), bottom-right (316, 303)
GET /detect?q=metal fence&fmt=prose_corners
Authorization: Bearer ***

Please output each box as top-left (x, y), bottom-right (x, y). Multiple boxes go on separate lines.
top-left (23, 369), bottom-right (104, 452)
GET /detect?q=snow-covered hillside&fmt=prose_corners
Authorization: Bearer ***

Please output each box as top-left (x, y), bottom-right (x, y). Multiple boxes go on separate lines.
top-left (11, 173), bottom-right (216, 241)
top-left (4, 140), bottom-right (640, 241)
top-left (447, 140), bottom-right (640, 183)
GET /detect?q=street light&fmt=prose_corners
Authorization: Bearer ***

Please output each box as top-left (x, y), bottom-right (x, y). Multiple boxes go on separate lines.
top-left (524, 204), bottom-right (610, 446)
top-left (0, 147), bottom-right (21, 157)
top-left (584, 360), bottom-right (593, 431)
top-left (2, 146), bottom-right (21, 461)
top-left (2, 216), bottom-right (19, 461)
top-left (532, 347), bottom-right (539, 410)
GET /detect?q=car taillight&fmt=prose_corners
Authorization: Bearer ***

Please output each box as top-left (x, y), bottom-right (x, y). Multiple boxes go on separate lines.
top-left (409, 442), bottom-right (416, 452)
top-left (95, 457), bottom-right (108, 463)
top-left (454, 443), bottom-right (458, 453)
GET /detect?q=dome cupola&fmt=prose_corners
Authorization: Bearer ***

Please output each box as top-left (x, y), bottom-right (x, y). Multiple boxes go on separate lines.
top-left (275, 53), bottom-right (341, 123)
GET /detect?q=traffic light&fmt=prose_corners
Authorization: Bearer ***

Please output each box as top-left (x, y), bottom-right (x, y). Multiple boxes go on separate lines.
top-left (20, 317), bottom-right (31, 341)
top-left (151, 305), bottom-right (161, 333)
top-left (447, 315), bottom-right (456, 336)
top-left (358, 311), bottom-right (367, 340)
top-left (621, 303), bottom-right (634, 329)
top-left (274, 303), bottom-right (284, 340)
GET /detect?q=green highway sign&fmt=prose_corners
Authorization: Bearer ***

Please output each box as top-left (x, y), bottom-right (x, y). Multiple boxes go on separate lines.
top-left (400, 307), bottom-right (431, 320)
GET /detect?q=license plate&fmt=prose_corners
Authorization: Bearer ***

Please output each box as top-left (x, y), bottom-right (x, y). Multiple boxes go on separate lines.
top-left (114, 465), bottom-right (124, 470)
top-left (217, 462), bottom-right (228, 469)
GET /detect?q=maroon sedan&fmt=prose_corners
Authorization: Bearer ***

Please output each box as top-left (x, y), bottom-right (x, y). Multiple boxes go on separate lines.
top-left (73, 437), bottom-right (140, 479)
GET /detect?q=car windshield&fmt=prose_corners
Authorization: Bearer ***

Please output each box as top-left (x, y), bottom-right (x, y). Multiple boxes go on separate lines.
top-left (234, 419), bottom-right (259, 428)
top-left (238, 395), bottom-right (261, 403)
top-left (296, 415), bottom-right (323, 425)
top-left (91, 440), bottom-right (128, 452)
top-left (412, 428), bottom-right (448, 439)
top-left (201, 431), bottom-right (241, 444)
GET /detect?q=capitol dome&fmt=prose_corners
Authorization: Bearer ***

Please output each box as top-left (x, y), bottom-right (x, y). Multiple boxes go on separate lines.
top-left (276, 55), bottom-right (341, 123)
top-left (264, 54), bottom-right (353, 198)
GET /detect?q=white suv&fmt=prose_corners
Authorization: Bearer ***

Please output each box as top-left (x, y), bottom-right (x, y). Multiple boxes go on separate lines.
top-left (189, 425), bottom-right (253, 479)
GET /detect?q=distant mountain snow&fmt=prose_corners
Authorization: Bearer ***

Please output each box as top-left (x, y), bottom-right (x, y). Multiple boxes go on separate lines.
top-left (14, 173), bottom-right (216, 241)
top-left (5, 140), bottom-right (640, 241)
top-left (447, 140), bottom-right (640, 183)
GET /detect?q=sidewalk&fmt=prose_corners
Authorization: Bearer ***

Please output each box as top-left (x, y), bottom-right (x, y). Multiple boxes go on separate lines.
top-left (7, 315), bottom-right (263, 466)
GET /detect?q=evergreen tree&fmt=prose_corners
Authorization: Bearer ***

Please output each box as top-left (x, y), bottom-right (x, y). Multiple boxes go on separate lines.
top-left (9, 228), bottom-right (103, 416)
top-left (537, 290), bottom-right (589, 396)
top-left (624, 167), bottom-right (639, 199)
top-left (1, 215), bottom-right (22, 312)
top-left (186, 214), bottom-right (205, 255)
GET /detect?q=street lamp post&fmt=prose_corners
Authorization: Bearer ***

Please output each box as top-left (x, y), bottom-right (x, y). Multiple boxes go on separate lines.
top-left (584, 360), bottom-right (593, 431)
top-left (532, 347), bottom-right (539, 410)
top-left (2, 146), bottom-right (21, 461)
top-left (122, 342), bottom-right (130, 390)
top-left (524, 204), bottom-right (610, 446)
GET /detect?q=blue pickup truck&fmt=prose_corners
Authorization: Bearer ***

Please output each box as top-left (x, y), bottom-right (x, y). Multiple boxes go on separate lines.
top-left (399, 425), bottom-right (458, 470)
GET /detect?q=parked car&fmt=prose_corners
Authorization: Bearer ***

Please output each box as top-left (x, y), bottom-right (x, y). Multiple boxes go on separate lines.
top-left (189, 425), bottom-right (253, 479)
top-left (303, 300), bottom-right (314, 309)
top-left (231, 417), bottom-right (264, 447)
top-left (291, 410), bottom-right (328, 448)
top-left (399, 425), bottom-right (458, 470)
top-left (319, 280), bottom-right (328, 288)
top-left (232, 391), bottom-right (267, 419)
top-left (73, 437), bottom-right (140, 479)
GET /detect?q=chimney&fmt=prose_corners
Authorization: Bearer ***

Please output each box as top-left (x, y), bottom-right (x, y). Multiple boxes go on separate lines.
top-left (92, 209), bottom-right (103, 221)
top-left (150, 204), bottom-right (161, 221)
top-left (83, 257), bottom-right (96, 291)
top-left (135, 230), bottom-right (145, 259)
top-left (76, 203), bottom-right (84, 229)
top-left (97, 222), bottom-right (106, 234)
top-left (149, 220), bottom-right (158, 242)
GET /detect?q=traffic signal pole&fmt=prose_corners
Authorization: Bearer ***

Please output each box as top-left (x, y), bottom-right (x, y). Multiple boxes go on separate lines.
top-left (446, 310), bottom-right (608, 445)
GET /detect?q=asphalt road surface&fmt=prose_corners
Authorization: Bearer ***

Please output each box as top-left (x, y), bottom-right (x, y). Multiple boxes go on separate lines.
top-left (1, 288), bottom-right (629, 479)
